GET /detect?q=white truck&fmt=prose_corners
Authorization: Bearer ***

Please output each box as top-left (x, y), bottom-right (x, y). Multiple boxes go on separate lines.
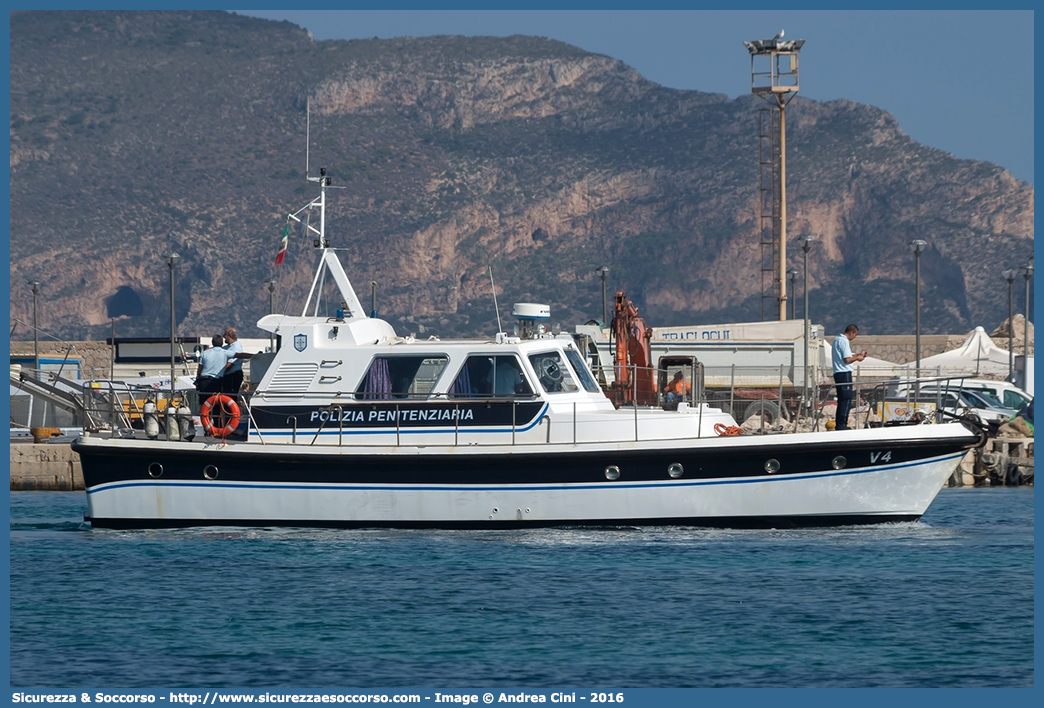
top-left (575, 319), bottom-right (829, 423)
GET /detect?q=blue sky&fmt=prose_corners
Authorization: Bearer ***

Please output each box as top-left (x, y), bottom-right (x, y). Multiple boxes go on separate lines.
top-left (235, 10), bottom-right (1034, 184)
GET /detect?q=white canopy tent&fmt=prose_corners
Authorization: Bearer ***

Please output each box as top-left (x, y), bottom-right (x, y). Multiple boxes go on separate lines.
top-left (900, 326), bottom-right (1012, 378)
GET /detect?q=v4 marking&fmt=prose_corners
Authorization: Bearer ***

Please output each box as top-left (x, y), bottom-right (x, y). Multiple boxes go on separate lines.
top-left (870, 451), bottom-right (892, 464)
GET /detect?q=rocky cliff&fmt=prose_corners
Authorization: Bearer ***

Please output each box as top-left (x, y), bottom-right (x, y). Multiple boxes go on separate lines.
top-left (9, 11), bottom-right (1034, 342)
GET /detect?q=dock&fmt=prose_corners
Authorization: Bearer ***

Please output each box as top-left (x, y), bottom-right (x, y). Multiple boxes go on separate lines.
top-left (958, 436), bottom-right (1035, 487)
top-left (10, 439), bottom-right (84, 490)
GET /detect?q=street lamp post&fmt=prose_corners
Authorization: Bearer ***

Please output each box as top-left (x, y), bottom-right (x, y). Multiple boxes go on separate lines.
top-left (1004, 269), bottom-right (1016, 381)
top-left (910, 240), bottom-right (927, 382)
top-left (165, 252), bottom-right (180, 407)
top-left (800, 237), bottom-right (815, 417)
top-left (268, 279), bottom-right (277, 352)
top-left (788, 269), bottom-right (799, 320)
top-left (1021, 261), bottom-right (1033, 359)
top-left (597, 266), bottom-right (610, 326)
top-left (29, 280), bottom-right (40, 380)
top-left (110, 318), bottom-right (116, 380)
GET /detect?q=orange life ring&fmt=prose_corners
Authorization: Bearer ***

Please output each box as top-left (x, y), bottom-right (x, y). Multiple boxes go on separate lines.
top-left (200, 394), bottom-right (241, 438)
top-left (714, 422), bottom-right (744, 437)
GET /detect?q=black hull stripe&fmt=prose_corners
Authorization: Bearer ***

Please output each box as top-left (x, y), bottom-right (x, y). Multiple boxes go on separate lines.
top-left (85, 451), bottom-right (964, 495)
top-left (85, 514), bottom-right (922, 530)
top-left (252, 402), bottom-right (549, 434)
top-left (76, 437), bottom-right (975, 487)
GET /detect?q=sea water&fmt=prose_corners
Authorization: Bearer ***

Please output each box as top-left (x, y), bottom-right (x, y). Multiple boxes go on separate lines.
top-left (8, 488), bottom-right (1033, 688)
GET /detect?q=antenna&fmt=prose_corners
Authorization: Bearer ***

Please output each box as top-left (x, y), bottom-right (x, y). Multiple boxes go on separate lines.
top-left (305, 97), bottom-right (310, 180)
top-left (488, 265), bottom-right (503, 334)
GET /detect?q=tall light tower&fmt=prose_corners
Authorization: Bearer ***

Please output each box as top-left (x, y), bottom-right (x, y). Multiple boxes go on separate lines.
top-left (597, 266), bottom-right (610, 325)
top-left (744, 32), bottom-right (804, 321)
top-left (164, 252), bottom-right (180, 405)
top-left (1021, 260), bottom-right (1033, 358)
top-left (910, 240), bottom-right (927, 381)
top-left (1004, 269), bottom-right (1016, 381)
top-left (29, 280), bottom-right (40, 379)
top-left (800, 236), bottom-right (815, 416)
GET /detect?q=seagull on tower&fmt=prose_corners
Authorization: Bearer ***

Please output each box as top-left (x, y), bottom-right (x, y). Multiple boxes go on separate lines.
top-left (774, 29), bottom-right (785, 40)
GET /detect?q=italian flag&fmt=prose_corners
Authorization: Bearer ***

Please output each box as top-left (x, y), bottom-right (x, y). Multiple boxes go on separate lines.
top-left (275, 221), bottom-right (290, 264)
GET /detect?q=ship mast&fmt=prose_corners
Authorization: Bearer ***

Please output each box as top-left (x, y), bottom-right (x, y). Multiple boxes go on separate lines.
top-left (286, 167), bottom-right (366, 320)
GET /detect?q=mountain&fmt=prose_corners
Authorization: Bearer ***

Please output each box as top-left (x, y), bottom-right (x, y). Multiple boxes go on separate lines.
top-left (9, 10), bottom-right (1034, 342)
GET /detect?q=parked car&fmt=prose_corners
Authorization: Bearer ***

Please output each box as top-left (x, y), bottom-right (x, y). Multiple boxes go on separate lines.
top-left (950, 378), bottom-right (1033, 411)
top-left (888, 387), bottom-right (1017, 424)
top-left (956, 389), bottom-right (1020, 420)
top-left (891, 377), bottom-right (1031, 410)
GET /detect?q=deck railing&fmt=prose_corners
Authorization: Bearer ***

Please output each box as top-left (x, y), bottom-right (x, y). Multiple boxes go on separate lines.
top-left (72, 365), bottom-right (989, 445)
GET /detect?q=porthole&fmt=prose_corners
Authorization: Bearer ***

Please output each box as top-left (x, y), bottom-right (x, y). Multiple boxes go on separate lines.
top-left (203, 465), bottom-right (219, 480)
top-left (764, 458), bottom-right (780, 474)
top-left (832, 456), bottom-right (847, 470)
top-left (147, 462), bottom-right (163, 478)
top-left (668, 463), bottom-right (684, 479)
top-left (605, 465), bottom-right (621, 481)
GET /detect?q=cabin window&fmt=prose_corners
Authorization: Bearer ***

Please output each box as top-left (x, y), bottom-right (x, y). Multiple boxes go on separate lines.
top-left (563, 347), bottom-right (602, 393)
top-left (528, 351), bottom-right (579, 394)
top-left (449, 355), bottom-right (533, 398)
top-left (356, 356), bottom-right (448, 400)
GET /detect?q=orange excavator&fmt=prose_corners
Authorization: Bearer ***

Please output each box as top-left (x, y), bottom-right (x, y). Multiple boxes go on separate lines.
top-left (608, 291), bottom-right (657, 407)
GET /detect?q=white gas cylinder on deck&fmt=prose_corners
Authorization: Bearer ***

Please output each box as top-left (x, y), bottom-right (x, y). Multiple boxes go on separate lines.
top-left (177, 401), bottom-right (194, 441)
top-left (165, 405), bottom-right (181, 441)
top-left (143, 398), bottom-right (159, 440)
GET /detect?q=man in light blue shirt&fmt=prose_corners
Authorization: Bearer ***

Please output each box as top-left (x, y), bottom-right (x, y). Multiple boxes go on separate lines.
top-left (220, 327), bottom-right (254, 397)
top-left (492, 356), bottom-right (527, 397)
top-left (195, 335), bottom-right (226, 395)
top-left (831, 324), bottom-right (867, 430)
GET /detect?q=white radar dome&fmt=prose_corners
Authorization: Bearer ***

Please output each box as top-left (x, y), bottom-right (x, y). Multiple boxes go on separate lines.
top-left (512, 303), bottom-right (551, 320)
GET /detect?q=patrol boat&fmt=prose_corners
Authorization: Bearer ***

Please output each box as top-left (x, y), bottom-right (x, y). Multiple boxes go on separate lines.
top-left (72, 174), bottom-right (981, 529)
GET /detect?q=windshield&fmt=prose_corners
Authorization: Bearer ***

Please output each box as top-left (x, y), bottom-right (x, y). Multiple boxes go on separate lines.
top-left (964, 390), bottom-right (998, 407)
top-left (563, 348), bottom-right (601, 393)
top-left (964, 390), bottom-right (1005, 409)
top-left (528, 351), bottom-right (579, 394)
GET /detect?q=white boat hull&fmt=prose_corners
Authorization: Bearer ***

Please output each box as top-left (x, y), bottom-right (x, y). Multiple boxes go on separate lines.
top-left (77, 426), bottom-right (974, 528)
